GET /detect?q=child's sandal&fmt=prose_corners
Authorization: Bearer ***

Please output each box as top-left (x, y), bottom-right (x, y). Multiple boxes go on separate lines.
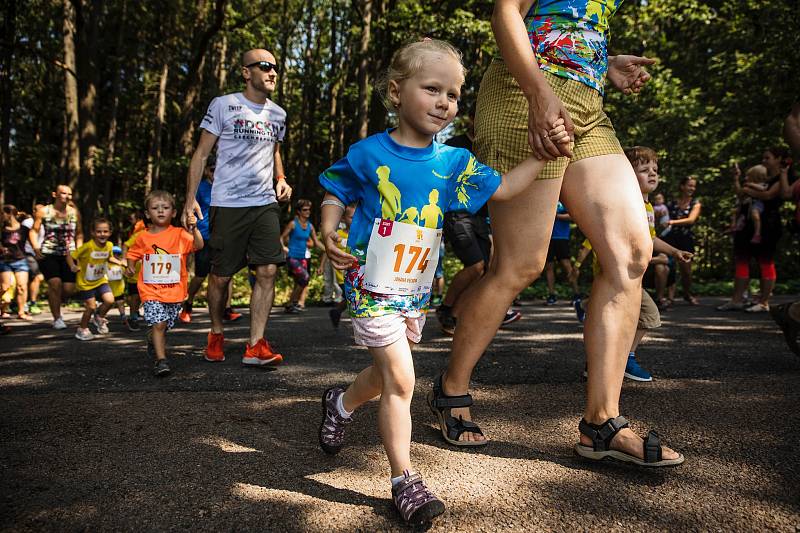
top-left (574, 416), bottom-right (685, 467)
top-left (427, 373), bottom-right (487, 447)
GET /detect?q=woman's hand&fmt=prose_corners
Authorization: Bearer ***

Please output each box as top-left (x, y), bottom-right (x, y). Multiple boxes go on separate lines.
top-left (527, 87), bottom-right (574, 161)
top-left (673, 249), bottom-right (694, 263)
top-left (608, 55), bottom-right (656, 95)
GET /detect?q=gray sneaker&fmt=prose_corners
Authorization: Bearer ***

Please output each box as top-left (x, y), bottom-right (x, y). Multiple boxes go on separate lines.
top-left (91, 313), bottom-right (109, 334)
top-left (319, 387), bottom-right (352, 455)
top-left (392, 470), bottom-right (446, 524)
top-left (153, 359), bottom-right (170, 377)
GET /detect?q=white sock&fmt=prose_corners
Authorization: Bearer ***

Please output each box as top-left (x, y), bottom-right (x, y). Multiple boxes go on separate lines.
top-left (391, 474), bottom-right (406, 487)
top-left (336, 393), bottom-right (353, 418)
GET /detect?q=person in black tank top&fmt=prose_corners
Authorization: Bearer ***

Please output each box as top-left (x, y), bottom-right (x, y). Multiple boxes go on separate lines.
top-left (663, 176), bottom-right (701, 305)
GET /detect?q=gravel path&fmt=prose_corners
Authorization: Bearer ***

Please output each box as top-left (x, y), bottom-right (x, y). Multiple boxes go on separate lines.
top-left (2, 296), bottom-right (799, 531)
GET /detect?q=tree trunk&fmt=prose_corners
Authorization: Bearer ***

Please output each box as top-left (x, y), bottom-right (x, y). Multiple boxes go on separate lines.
top-left (368, 0), bottom-right (390, 134)
top-left (327, 0), bottom-right (339, 162)
top-left (356, 0), bottom-right (372, 139)
top-left (145, 62), bottom-right (169, 194)
top-left (215, 33), bottom-right (228, 92)
top-left (62, 0), bottom-right (80, 189)
top-left (77, 0), bottom-right (100, 222)
top-left (104, 0), bottom-right (126, 167)
top-left (0, 0), bottom-right (16, 206)
top-left (178, 0), bottom-right (227, 156)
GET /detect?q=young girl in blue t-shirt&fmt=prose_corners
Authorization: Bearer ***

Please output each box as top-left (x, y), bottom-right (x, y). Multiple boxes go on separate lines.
top-left (316, 38), bottom-right (568, 525)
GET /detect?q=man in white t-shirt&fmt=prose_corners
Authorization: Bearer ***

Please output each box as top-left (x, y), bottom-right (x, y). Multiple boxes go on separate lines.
top-left (183, 48), bottom-right (292, 367)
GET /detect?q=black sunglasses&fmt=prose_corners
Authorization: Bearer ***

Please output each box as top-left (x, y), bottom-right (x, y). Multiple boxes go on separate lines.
top-left (245, 61), bottom-right (278, 73)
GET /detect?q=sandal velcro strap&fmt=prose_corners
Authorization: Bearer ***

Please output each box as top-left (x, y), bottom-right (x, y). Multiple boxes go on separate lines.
top-left (644, 430), bottom-right (662, 463)
top-left (579, 416), bottom-right (629, 451)
top-left (446, 416), bottom-right (484, 441)
top-left (431, 393), bottom-right (473, 409)
top-left (431, 372), bottom-right (474, 409)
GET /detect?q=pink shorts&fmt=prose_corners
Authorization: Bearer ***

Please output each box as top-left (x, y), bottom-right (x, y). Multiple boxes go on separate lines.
top-left (351, 313), bottom-right (426, 347)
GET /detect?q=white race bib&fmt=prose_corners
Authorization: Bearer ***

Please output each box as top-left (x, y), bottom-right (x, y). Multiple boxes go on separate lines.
top-left (363, 219), bottom-right (441, 295)
top-left (142, 253), bottom-right (181, 284)
top-left (107, 266), bottom-right (123, 281)
top-left (84, 262), bottom-right (107, 281)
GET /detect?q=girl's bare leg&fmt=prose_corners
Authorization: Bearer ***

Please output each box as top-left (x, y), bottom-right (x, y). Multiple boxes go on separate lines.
top-left (371, 338), bottom-right (416, 477)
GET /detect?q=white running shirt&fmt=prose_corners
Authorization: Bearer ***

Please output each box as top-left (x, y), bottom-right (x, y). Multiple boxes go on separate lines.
top-left (200, 92), bottom-right (287, 208)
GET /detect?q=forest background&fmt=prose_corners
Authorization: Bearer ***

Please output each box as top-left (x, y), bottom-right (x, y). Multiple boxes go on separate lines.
top-left (1, 0), bottom-right (798, 291)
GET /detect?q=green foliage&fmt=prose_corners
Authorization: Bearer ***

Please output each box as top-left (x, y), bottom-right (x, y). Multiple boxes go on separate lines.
top-left (4, 0), bottom-right (798, 284)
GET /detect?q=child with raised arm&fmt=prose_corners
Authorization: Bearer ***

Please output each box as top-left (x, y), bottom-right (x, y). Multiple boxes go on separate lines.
top-left (316, 39), bottom-right (568, 525)
top-left (126, 191), bottom-right (203, 377)
top-left (67, 218), bottom-right (118, 340)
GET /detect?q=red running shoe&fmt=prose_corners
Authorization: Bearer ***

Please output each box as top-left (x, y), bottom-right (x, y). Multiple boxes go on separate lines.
top-left (224, 308), bottom-right (243, 321)
top-left (204, 332), bottom-right (225, 362)
top-left (242, 338), bottom-right (283, 366)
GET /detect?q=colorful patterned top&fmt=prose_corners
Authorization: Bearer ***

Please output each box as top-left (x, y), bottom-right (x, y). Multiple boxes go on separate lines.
top-left (41, 205), bottom-right (78, 256)
top-left (525, 0), bottom-right (624, 94)
top-left (319, 130), bottom-right (501, 318)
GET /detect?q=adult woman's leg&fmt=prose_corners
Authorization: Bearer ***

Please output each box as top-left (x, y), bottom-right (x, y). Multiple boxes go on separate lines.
top-left (14, 271), bottom-right (29, 318)
top-left (678, 260), bottom-right (694, 300)
top-left (561, 154), bottom-right (679, 460)
top-left (46, 277), bottom-right (63, 320)
top-left (441, 177), bottom-right (563, 442)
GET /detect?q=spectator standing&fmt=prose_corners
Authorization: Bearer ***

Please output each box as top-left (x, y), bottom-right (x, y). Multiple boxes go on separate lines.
top-left (663, 176), bottom-right (701, 305)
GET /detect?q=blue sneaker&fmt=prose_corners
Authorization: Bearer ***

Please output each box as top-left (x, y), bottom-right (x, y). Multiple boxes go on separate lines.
top-left (546, 294), bottom-right (557, 306)
top-left (574, 299), bottom-right (586, 323)
top-left (624, 354), bottom-right (653, 382)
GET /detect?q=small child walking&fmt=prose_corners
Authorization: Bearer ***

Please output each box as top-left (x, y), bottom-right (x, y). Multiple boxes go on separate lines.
top-left (280, 198), bottom-right (324, 313)
top-left (126, 191), bottom-right (202, 376)
top-left (316, 39), bottom-right (568, 525)
top-left (108, 245), bottom-right (127, 322)
top-left (67, 218), bottom-right (118, 340)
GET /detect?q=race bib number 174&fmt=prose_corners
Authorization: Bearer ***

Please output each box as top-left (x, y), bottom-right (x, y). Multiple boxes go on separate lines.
top-left (362, 219), bottom-right (441, 295)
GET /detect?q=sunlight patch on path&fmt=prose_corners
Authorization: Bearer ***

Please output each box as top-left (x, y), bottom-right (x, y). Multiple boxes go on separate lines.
top-left (197, 436), bottom-right (261, 453)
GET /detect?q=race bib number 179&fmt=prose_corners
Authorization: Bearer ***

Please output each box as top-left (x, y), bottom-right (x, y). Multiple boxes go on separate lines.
top-left (142, 254), bottom-right (181, 285)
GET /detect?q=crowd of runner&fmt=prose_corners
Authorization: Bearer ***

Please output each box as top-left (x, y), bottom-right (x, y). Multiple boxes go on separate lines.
top-left (3, 1), bottom-right (800, 525)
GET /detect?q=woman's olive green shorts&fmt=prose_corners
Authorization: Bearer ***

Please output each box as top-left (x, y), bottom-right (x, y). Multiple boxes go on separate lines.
top-left (474, 60), bottom-right (623, 179)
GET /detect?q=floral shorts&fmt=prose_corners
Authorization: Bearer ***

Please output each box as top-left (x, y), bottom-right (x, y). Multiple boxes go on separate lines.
top-left (143, 301), bottom-right (181, 330)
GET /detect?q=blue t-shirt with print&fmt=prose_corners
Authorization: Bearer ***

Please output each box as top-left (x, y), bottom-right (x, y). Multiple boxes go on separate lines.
top-left (195, 178), bottom-right (213, 241)
top-left (551, 201), bottom-right (571, 240)
top-left (319, 130), bottom-right (501, 317)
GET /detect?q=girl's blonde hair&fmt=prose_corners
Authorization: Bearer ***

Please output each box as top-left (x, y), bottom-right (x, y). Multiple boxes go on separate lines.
top-left (144, 190), bottom-right (176, 210)
top-left (378, 38), bottom-right (466, 109)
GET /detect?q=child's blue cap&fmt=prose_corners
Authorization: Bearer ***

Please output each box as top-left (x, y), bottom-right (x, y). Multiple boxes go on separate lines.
top-left (112, 246), bottom-right (122, 255)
